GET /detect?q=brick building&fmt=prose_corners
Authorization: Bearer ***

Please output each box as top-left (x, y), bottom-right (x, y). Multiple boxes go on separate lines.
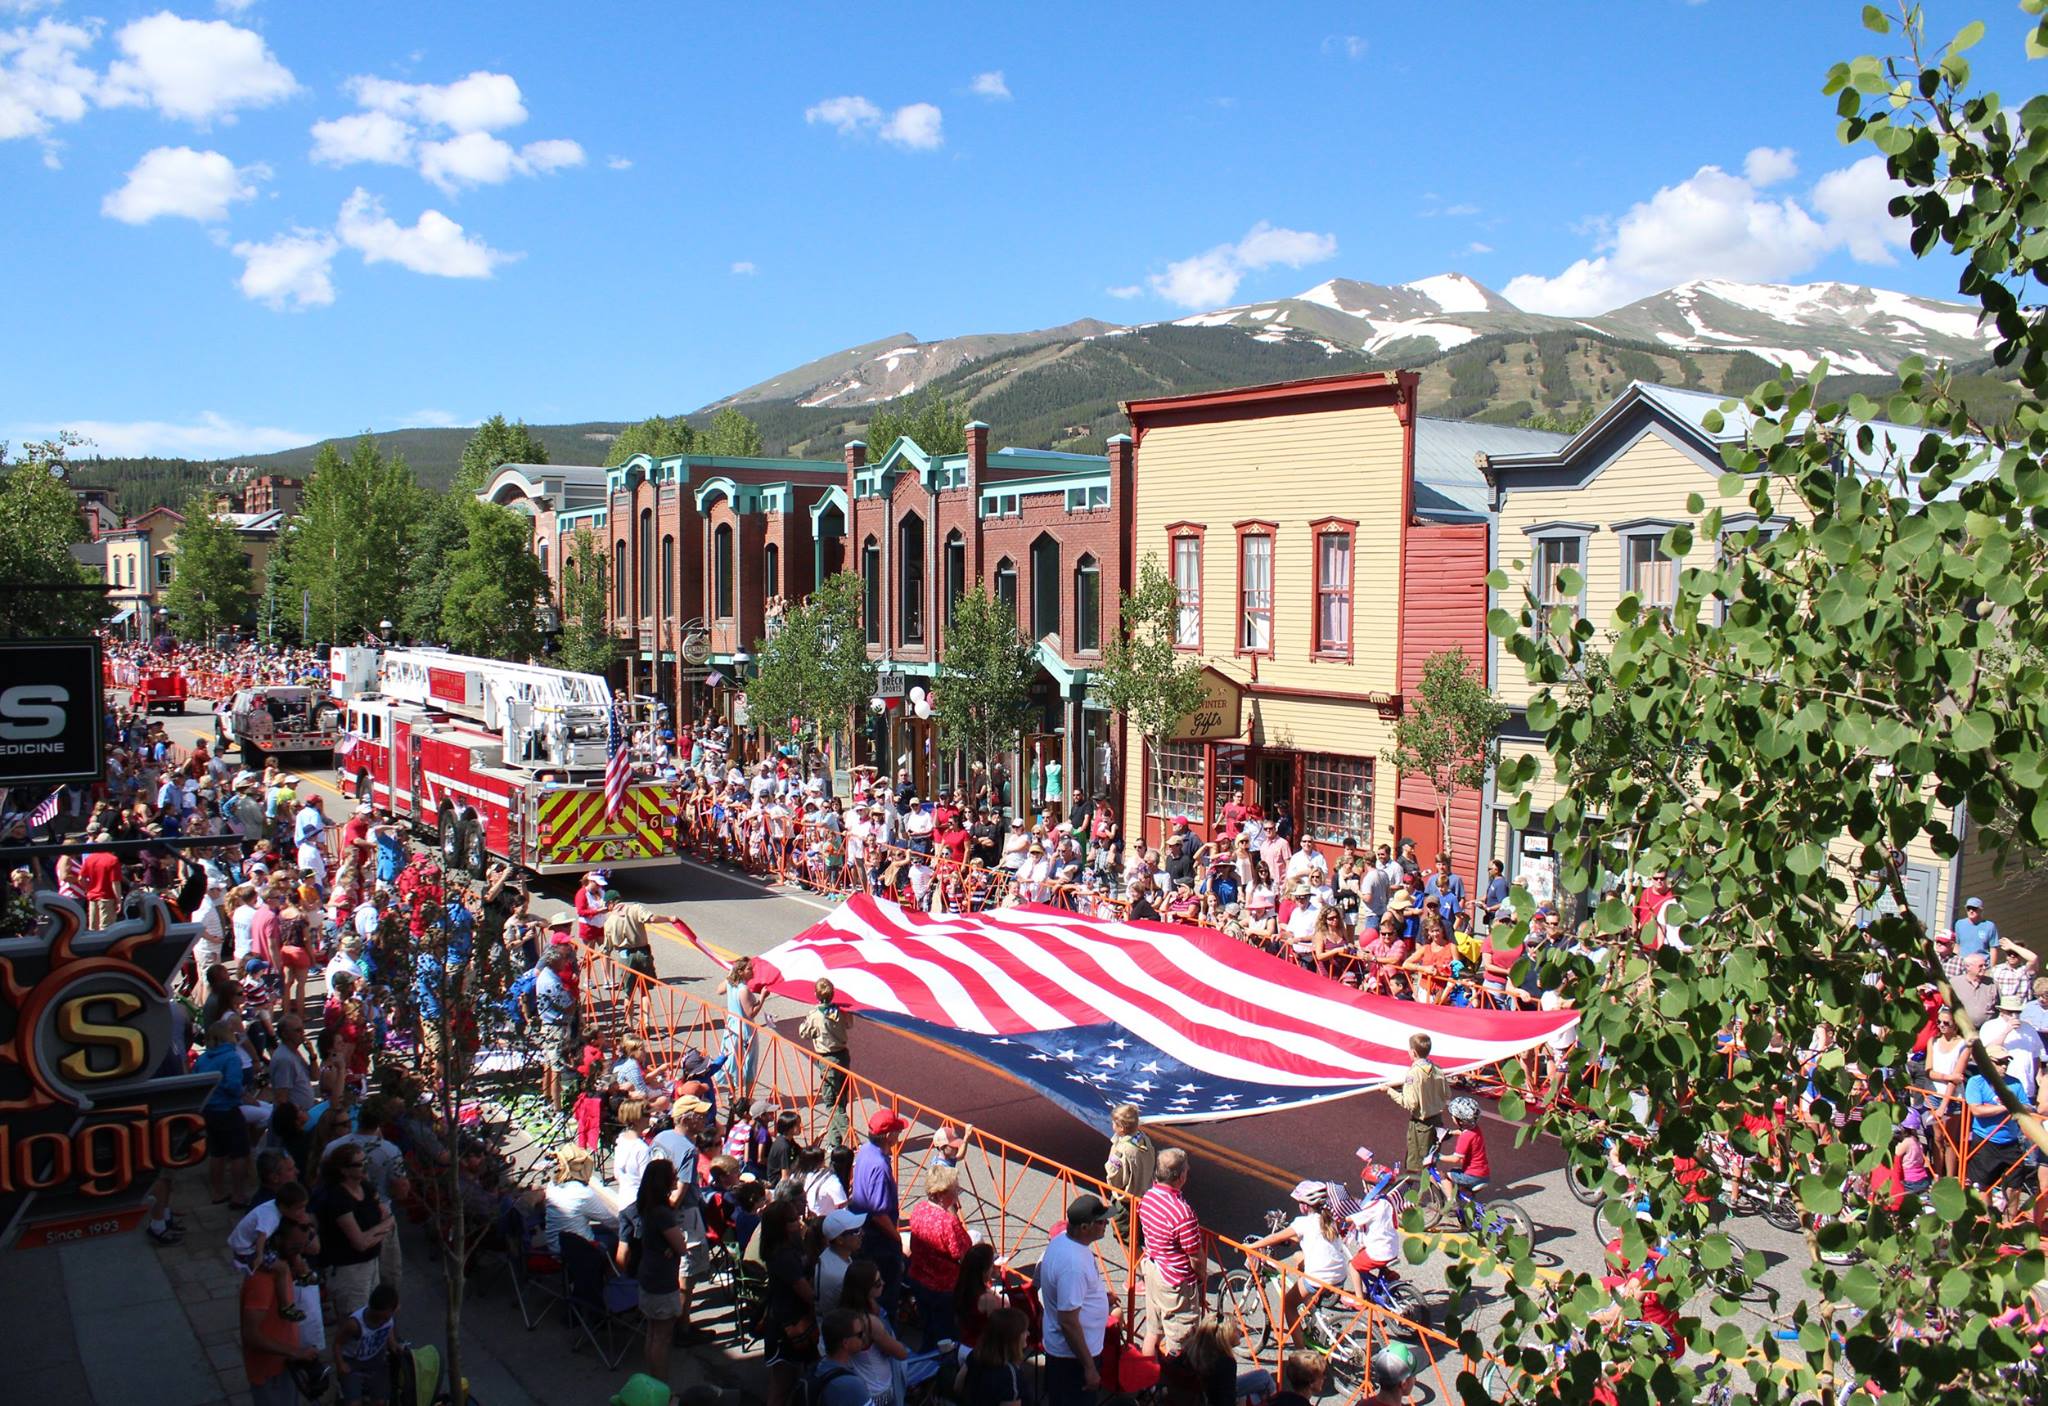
top-left (240, 475), bottom-right (303, 516)
top-left (845, 424), bottom-right (1128, 809)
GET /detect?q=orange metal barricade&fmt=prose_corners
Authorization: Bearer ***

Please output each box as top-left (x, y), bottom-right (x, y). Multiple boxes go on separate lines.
top-left (570, 939), bottom-right (1477, 1402)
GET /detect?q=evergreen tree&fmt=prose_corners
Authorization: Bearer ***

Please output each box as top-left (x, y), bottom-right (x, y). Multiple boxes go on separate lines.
top-left (553, 526), bottom-right (616, 675)
top-left (458, 413), bottom-right (547, 485)
top-left (864, 389), bottom-right (969, 458)
top-left (162, 493), bottom-right (253, 641)
top-left (283, 437), bottom-right (423, 645)
top-left (603, 415), bottom-right (696, 467)
top-left (439, 500), bottom-right (549, 660)
top-left (701, 406), bottom-right (765, 457)
top-left (935, 587), bottom-right (1038, 779)
top-left (0, 434), bottom-right (100, 638)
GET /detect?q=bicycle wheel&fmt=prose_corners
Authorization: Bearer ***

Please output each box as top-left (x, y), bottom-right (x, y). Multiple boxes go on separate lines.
top-left (1477, 1195), bottom-right (1536, 1245)
top-left (1218, 1268), bottom-right (1272, 1351)
top-left (1591, 1199), bottom-right (1632, 1245)
top-left (1566, 1157), bottom-right (1607, 1207)
top-left (1403, 1172), bottom-right (1453, 1230)
top-left (1758, 1185), bottom-right (1804, 1233)
top-left (1383, 1277), bottom-right (1431, 1337)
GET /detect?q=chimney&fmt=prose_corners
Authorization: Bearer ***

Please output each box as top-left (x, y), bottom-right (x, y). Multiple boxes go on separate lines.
top-left (1107, 434), bottom-right (1135, 594)
top-left (965, 420), bottom-right (990, 477)
top-left (844, 439), bottom-right (867, 474)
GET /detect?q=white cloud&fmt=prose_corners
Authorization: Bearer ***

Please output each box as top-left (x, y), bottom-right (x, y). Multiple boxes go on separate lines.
top-left (100, 10), bottom-right (297, 124)
top-left (805, 94), bottom-right (881, 134)
top-left (730, 260), bottom-right (756, 275)
top-left (102, 144), bottom-right (264, 223)
top-left (231, 228), bottom-right (337, 309)
top-left (316, 70), bottom-right (582, 192)
top-left (46, 411), bottom-right (311, 457)
top-left (880, 101), bottom-right (942, 150)
top-left (605, 154), bottom-right (631, 170)
top-left (405, 408), bottom-right (459, 428)
top-left (336, 187), bottom-right (513, 279)
top-left (1466, 241), bottom-right (1494, 255)
top-left (350, 70), bottom-right (525, 133)
top-left (1105, 284), bottom-right (1143, 299)
top-left (1147, 220), bottom-right (1338, 308)
top-left (1810, 154), bottom-right (1910, 264)
top-left (520, 137), bottom-right (583, 172)
top-left (970, 70), bottom-right (1010, 100)
top-left (1743, 145), bottom-right (1798, 187)
top-left (0, 2), bottom-right (61, 14)
top-left (0, 16), bottom-right (98, 143)
top-left (415, 130), bottom-right (583, 191)
top-left (310, 108), bottom-right (413, 166)
top-left (1503, 151), bottom-right (1912, 315)
top-left (214, 0), bottom-right (257, 13)
top-left (1322, 35), bottom-right (1368, 59)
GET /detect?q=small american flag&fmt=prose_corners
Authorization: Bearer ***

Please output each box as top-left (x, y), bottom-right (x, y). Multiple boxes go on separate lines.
top-left (603, 698), bottom-right (631, 821)
top-left (28, 788), bottom-right (62, 829)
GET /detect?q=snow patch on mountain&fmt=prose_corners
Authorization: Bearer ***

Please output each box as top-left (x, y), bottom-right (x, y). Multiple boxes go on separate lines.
top-left (1401, 273), bottom-right (1493, 314)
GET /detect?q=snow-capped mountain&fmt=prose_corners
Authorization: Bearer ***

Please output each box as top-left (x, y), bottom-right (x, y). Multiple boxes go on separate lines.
top-left (707, 275), bottom-right (1997, 411)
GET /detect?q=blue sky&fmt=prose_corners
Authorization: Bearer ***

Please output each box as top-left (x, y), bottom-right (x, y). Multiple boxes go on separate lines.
top-left (0, 0), bottom-right (2028, 457)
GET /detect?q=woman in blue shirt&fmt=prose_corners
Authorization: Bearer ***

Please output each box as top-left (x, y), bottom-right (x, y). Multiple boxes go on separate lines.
top-left (196, 1016), bottom-right (255, 1208)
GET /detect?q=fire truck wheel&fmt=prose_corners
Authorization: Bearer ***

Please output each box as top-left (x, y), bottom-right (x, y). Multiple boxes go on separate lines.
top-left (463, 818), bottom-right (489, 879)
top-left (439, 811), bottom-right (460, 869)
top-left (355, 772), bottom-right (370, 804)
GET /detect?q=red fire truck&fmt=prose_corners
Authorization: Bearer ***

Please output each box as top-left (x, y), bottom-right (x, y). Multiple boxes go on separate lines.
top-left (329, 647), bottom-right (678, 878)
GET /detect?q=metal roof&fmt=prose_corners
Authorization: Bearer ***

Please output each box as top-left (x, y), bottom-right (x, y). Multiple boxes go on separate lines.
top-left (1412, 417), bottom-right (1568, 518)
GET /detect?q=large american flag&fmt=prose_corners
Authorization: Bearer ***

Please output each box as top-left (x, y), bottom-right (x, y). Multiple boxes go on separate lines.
top-left (745, 894), bottom-right (1580, 1126)
top-left (603, 698), bottom-right (631, 820)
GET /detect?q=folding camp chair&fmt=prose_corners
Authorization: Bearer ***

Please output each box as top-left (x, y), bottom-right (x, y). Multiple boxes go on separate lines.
top-left (477, 1203), bottom-right (567, 1329)
top-left (558, 1230), bottom-right (643, 1369)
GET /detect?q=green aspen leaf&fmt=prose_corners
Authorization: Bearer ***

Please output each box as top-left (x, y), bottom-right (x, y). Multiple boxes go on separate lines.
top-left (1498, 1091), bottom-right (1526, 1123)
top-left (1695, 1234), bottom-right (1733, 1269)
top-left (1939, 1266), bottom-right (1975, 1307)
top-left (1714, 1323), bottom-right (1748, 1359)
top-left (1686, 492), bottom-right (1704, 514)
top-left (1484, 568), bottom-right (1511, 590)
top-left (1861, 4), bottom-right (1889, 31)
top-left (1799, 1174), bottom-right (1843, 1216)
top-left (1843, 1263), bottom-right (1883, 1309)
top-left (1527, 695), bottom-right (1559, 732)
top-left (1953, 19), bottom-right (1985, 51)
top-left (1717, 472), bottom-right (1746, 498)
top-left (1487, 608), bottom-right (1520, 638)
top-left (1930, 1178), bottom-right (1967, 1221)
top-left (1555, 567), bottom-right (1583, 596)
top-left (1953, 712), bottom-right (1995, 751)
top-left (1786, 842), bottom-right (1826, 877)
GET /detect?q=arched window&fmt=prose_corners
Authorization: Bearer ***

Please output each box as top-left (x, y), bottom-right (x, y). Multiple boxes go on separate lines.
top-left (1073, 554), bottom-right (1101, 652)
top-left (638, 509), bottom-right (653, 616)
top-left (1030, 533), bottom-right (1059, 641)
top-left (713, 523), bottom-right (735, 619)
top-left (764, 543), bottom-right (780, 598)
top-left (899, 513), bottom-right (925, 645)
top-left (944, 531), bottom-right (966, 630)
top-left (994, 557), bottom-right (1017, 620)
top-left (538, 539), bottom-right (550, 582)
top-left (614, 540), bottom-right (627, 615)
top-left (862, 536), bottom-right (882, 644)
top-left (660, 534), bottom-right (675, 616)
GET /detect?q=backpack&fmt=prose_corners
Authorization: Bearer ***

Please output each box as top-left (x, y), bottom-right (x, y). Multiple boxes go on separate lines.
top-left (796, 1363), bottom-right (860, 1406)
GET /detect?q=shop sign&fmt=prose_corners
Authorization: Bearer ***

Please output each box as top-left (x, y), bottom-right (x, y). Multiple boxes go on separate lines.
top-left (0, 638), bottom-right (103, 786)
top-left (1, 895), bottom-right (217, 1251)
top-left (876, 672), bottom-right (906, 700)
top-left (1171, 667), bottom-right (1244, 742)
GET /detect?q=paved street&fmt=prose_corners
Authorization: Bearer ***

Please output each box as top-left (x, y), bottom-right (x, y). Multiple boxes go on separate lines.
top-left (148, 707), bottom-right (1821, 1376)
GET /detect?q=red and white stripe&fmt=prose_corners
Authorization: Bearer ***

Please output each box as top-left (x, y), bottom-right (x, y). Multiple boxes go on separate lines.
top-left (752, 894), bottom-right (1579, 1091)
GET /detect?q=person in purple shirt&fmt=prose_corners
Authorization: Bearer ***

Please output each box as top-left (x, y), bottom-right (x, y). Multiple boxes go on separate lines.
top-left (851, 1108), bottom-right (908, 1310)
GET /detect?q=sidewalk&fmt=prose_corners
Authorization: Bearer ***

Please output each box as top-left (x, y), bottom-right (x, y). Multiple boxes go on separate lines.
top-left (15, 1167), bottom-right (743, 1406)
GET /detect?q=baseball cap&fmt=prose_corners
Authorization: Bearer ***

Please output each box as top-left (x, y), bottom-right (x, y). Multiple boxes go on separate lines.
top-left (867, 1109), bottom-right (909, 1137)
top-left (749, 1098), bottom-right (776, 1119)
top-left (675, 1095), bottom-right (712, 1116)
top-left (1966, 896), bottom-right (1984, 908)
top-left (1064, 1193), bottom-right (1112, 1228)
top-left (822, 1208), bottom-right (867, 1239)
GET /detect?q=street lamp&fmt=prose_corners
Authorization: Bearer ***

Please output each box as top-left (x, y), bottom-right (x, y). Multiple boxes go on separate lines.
top-left (732, 649), bottom-right (753, 678)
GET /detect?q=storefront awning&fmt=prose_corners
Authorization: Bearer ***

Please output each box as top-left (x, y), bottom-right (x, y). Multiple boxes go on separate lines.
top-left (108, 607), bottom-right (135, 626)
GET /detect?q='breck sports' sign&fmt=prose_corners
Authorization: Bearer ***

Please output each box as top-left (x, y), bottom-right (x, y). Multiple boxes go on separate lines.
top-left (0, 894), bottom-right (216, 1251)
top-left (0, 638), bottom-right (104, 786)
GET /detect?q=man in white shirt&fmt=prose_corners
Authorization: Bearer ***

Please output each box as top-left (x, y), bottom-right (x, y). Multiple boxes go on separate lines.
top-left (190, 876), bottom-right (226, 979)
top-left (1040, 1194), bottom-right (1113, 1399)
top-left (267, 1016), bottom-right (316, 1115)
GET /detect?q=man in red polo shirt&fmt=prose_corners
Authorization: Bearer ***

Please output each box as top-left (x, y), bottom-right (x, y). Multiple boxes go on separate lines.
top-left (78, 833), bottom-right (124, 929)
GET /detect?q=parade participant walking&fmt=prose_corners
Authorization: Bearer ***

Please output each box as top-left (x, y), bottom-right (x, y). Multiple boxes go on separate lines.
top-left (800, 978), bottom-right (854, 1145)
top-left (1387, 1033), bottom-right (1448, 1175)
top-left (573, 869), bottom-right (610, 945)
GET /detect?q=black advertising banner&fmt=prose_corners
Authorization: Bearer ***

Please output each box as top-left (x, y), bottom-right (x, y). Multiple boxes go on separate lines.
top-left (0, 638), bottom-right (104, 786)
top-left (0, 894), bottom-right (216, 1250)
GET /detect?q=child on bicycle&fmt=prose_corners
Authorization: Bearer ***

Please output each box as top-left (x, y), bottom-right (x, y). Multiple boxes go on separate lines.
top-left (1435, 1096), bottom-right (1491, 1190)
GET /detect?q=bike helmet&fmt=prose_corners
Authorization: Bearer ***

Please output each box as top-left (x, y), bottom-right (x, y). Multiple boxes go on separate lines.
top-left (1370, 1347), bottom-right (1416, 1390)
top-left (1449, 1095), bottom-right (1481, 1123)
top-left (1290, 1178), bottom-right (1329, 1207)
